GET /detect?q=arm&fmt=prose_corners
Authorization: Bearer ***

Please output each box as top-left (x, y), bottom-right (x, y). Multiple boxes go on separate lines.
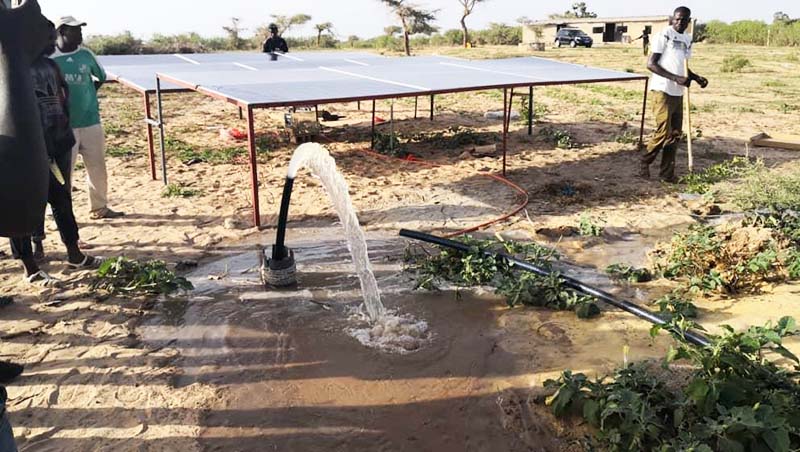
top-left (688, 69), bottom-right (709, 88)
top-left (647, 52), bottom-right (689, 86)
top-left (87, 50), bottom-right (107, 91)
top-left (280, 39), bottom-right (288, 53)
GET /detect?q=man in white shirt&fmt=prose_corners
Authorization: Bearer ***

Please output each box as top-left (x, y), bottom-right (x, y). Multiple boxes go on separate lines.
top-left (640, 6), bottom-right (708, 182)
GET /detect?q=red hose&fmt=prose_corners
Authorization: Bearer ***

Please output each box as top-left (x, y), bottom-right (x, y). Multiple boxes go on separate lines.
top-left (321, 135), bottom-right (529, 237)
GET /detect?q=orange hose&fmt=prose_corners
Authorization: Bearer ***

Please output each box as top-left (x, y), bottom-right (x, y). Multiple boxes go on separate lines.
top-left (321, 134), bottom-right (529, 237)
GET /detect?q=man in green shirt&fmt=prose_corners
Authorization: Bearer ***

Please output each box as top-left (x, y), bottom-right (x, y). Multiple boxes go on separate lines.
top-left (52, 15), bottom-right (124, 219)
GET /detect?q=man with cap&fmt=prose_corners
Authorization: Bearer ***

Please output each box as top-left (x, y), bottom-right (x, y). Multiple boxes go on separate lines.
top-left (262, 23), bottom-right (289, 54)
top-left (52, 15), bottom-right (124, 220)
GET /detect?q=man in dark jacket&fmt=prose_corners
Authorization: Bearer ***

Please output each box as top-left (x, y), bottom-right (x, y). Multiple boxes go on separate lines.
top-left (262, 23), bottom-right (289, 53)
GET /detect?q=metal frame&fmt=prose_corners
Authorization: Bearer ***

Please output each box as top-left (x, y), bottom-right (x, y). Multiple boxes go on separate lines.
top-left (145, 66), bottom-right (647, 230)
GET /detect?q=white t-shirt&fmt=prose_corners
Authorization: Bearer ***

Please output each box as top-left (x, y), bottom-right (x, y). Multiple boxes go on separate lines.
top-left (649, 27), bottom-right (692, 97)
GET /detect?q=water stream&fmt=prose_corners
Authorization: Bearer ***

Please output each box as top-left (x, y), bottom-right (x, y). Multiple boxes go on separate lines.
top-left (287, 143), bottom-right (386, 321)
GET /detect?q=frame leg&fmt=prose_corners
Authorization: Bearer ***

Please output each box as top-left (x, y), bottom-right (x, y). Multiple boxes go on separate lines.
top-left (144, 92), bottom-right (156, 180)
top-left (429, 95), bottom-right (434, 121)
top-left (246, 107), bottom-right (261, 229)
top-left (414, 96), bottom-right (418, 119)
top-left (371, 100), bottom-right (376, 149)
top-left (639, 78), bottom-right (649, 147)
top-left (239, 106), bottom-right (244, 120)
top-left (528, 86), bottom-right (534, 136)
top-left (502, 88), bottom-right (509, 177)
top-left (358, 100), bottom-right (361, 111)
top-left (156, 77), bottom-right (168, 185)
top-left (315, 105), bottom-right (320, 125)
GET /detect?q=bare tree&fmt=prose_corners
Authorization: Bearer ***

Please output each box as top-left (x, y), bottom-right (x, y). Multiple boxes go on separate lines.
top-left (457, 0), bottom-right (488, 48)
top-left (378, 0), bottom-right (438, 56)
top-left (270, 13), bottom-right (312, 36)
top-left (314, 22), bottom-right (334, 47)
top-left (222, 17), bottom-right (246, 50)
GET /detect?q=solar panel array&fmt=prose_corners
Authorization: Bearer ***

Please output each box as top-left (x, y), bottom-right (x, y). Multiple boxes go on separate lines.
top-left (99, 51), bottom-right (645, 106)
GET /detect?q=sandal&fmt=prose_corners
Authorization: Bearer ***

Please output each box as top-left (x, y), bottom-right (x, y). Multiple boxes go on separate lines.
top-left (67, 255), bottom-right (104, 270)
top-left (24, 270), bottom-right (60, 287)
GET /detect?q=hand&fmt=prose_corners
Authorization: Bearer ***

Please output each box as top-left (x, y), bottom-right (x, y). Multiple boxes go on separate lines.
top-left (674, 76), bottom-right (690, 87)
top-left (694, 75), bottom-right (709, 89)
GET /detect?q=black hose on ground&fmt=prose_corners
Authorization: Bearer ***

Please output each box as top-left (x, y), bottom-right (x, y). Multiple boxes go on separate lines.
top-left (399, 228), bottom-right (711, 347)
top-left (273, 177), bottom-right (295, 261)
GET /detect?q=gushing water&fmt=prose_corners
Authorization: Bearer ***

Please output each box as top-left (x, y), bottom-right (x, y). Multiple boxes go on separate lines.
top-left (287, 143), bottom-right (386, 321)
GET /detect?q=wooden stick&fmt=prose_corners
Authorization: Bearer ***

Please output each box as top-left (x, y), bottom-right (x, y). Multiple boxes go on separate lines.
top-left (684, 59), bottom-right (693, 173)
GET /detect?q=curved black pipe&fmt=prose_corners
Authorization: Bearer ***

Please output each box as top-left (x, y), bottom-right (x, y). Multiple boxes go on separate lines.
top-left (272, 177), bottom-right (295, 261)
top-left (399, 228), bottom-right (711, 347)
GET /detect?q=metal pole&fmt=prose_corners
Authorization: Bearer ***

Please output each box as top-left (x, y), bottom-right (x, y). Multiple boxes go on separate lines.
top-left (239, 106), bottom-right (244, 120)
top-left (371, 100), bottom-right (376, 149)
top-left (358, 101), bottom-right (361, 111)
top-left (143, 92), bottom-right (156, 180)
top-left (315, 105), bottom-right (320, 125)
top-left (246, 107), bottom-right (262, 229)
top-left (502, 88), bottom-right (509, 176)
top-left (429, 95), bottom-right (434, 121)
top-left (414, 96), bottom-right (418, 119)
top-left (155, 76), bottom-right (168, 185)
top-left (527, 86), bottom-right (534, 136)
top-left (399, 228), bottom-right (711, 347)
top-left (390, 98), bottom-right (395, 155)
top-left (639, 78), bottom-right (649, 147)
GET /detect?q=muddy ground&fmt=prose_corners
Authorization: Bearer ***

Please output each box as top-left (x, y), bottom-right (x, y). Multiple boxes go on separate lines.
top-left (1, 44), bottom-right (799, 450)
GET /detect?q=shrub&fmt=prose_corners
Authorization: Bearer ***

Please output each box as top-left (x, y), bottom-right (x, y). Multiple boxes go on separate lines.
top-left (720, 55), bottom-right (751, 73)
top-left (474, 23), bottom-right (522, 45)
top-left (85, 31), bottom-right (145, 55)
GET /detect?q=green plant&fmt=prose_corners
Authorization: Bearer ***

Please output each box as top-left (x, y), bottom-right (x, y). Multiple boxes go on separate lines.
top-left (92, 257), bottom-right (193, 296)
top-left (404, 236), bottom-right (599, 318)
top-left (721, 55), bottom-right (751, 73)
top-left (578, 214), bottom-right (604, 237)
top-left (372, 132), bottom-right (407, 157)
top-left (605, 263), bottom-right (653, 283)
top-left (731, 168), bottom-right (800, 211)
top-left (166, 137), bottom-right (249, 165)
top-left (653, 290), bottom-right (698, 319)
top-left (540, 126), bottom-right (574, 149)
top-left (106, 146), bottom-right (137, 158)
top-left (614, 130), bottom-right (639, 145)
top-left (545, 317), bottom-right (800, 451)
top-left (409, 126), bottom-right (495, 149)
top-left (678, 157), bottom-right (757, 194)
top-left (162, 183), bottom-right (203, 198)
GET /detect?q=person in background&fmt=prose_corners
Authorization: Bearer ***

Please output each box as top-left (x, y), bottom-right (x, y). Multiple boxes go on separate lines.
top-left (262, 23), bottom-right (289, 54)
top-left (640, 6), bottom-right (708, 183)
top-left (633, 27), bottom-right (651, 56)
top-left (53, 15), bottom-right (124, 220)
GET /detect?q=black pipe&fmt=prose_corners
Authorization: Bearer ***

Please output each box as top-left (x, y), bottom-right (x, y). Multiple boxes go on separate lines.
top-left (399, 229), bottom-right (711, 347)
top-left (272, 177), bottom-right (295, 261)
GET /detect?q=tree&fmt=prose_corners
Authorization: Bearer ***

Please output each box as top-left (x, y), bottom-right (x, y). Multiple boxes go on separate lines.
top-left (549, 2), bottom-right (597, 19)
top-left (222, 17), bottom-right (246, 50)
top-left (314, 22), bottom-right (334, 47)
top-left (384, 25), bottom-right (403, 36)
top-left (346, 35), bottom-right (360, 47)
top-left (773, 11), bottom-right (796, 25)
top-left (378, 0), bottom-right (438, 56)
top-left (457, 0), bottom-right (488, 48)
top-left (270, 13), bottom-right (312, 36)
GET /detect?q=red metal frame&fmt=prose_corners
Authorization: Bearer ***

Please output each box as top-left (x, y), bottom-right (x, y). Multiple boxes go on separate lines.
top-left (148, 69), bottom-right (649, 230)
top-left (143, 92), bottom-right (156, 180)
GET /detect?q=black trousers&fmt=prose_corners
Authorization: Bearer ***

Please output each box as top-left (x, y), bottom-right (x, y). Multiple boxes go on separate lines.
top-left (9, 151), bottom-right (79, 259)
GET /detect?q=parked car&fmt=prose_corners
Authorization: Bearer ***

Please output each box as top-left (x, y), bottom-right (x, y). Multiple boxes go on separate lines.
top-left (555, 28), bottom-right (593, 48)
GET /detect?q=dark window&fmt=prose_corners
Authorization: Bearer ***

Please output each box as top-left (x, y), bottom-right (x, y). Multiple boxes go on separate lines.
top-left (592, 26), bottom-right (604, 34)
top-left (619, 25), bottom-right (628, 33)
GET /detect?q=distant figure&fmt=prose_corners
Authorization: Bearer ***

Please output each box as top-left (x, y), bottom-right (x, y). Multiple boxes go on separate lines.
top-left (634, 28), bottom-right (651, 55)
top-left (262, 23), bottom-right (289, 54)
top-left (640, 6), bottom-right (708, 183)
top-left (53, 15), bottom-right (125, 220)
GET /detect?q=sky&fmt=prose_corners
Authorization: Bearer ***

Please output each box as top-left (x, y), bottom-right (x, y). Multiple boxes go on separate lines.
top-left (37, 0), bottom-right (799, 40)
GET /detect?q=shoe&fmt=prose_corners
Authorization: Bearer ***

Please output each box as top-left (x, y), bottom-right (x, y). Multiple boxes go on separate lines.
top-left (661, 175), bottom-right (678, 184)
top-left (0, 361), bottom-right (23, 383)
top-left (66, 255), bottom-right (104, 270)
top-left (639, 163), bottom-right (650, 178)
top-left (23, 270), bottom-right (60, 287)
top-left (90, 207), bottom-right (125, 219)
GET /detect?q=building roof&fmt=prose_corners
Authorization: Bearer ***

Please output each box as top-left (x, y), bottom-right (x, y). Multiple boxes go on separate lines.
top-left (527, 15), bottom-right (670, 27)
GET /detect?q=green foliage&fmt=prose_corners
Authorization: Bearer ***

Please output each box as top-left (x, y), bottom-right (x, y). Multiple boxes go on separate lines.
top-left (472, 22), bottom-right (522, 45)
top-left (578, 214), bottom-right (604, 237)
top-left (409, 126), bottom-right (495, 149)
top-left (653, 290), bottom-right (699, 320)
top-left (92, 257), bottom-right (193, 296)
top-left (405, 236), bottom-right (599, 318)
top-left (162, 183), bottom-right (203, 198)
top-left (518, 97), bottom-right (549, 124)
top-left (605, 263), bottom-right (653, 283)
top-left (731, 167), bottom-right (800, 211)
top-left (165, 137), bottom-right (253, 165)
top-left (546, 317), bottom-right (800, 451)
top-left (702, 19), bottom-right (800, 46)
top-left (106, 146), bottom-right (137, 158)
top-left (540, 127), bottom-right (575, 149)
top-left (721, 55), bottom-right (752, 73)
top-left (372, 132), bottom-right (406, 157)
top-left (84, 31), bottom-right (145, 55)
top-left (614, 130), bottom-right (639, 145)
top-left (678, 157), bottom-right (757, 194)
top-left (86, 31), bottom-right (230, 55)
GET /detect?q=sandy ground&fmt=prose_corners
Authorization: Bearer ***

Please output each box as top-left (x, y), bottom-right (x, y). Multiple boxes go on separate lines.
top-left (0, 43), bottom-right (799, 450)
